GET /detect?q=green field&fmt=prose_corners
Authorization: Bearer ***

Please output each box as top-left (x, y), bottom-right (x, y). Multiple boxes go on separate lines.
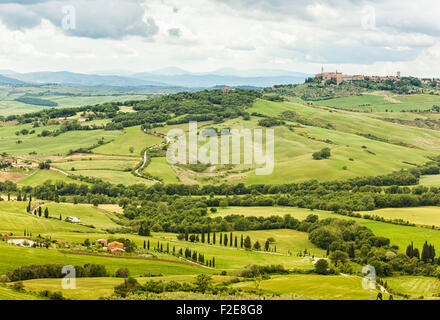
top-left (94, 126), bottom-right (163, 156)
top-left (0, 84), bottom-right (151, 116)
top-left (36, 230), bottom-right (316, 270)
top-left (0, 124), bottom-right (122, 156)
top-left (314, 93), bottom-right (440, 112)
top-left (51, 156), bottom-right (147, 185)
top-left (243, 99), bottom-right (435, 184)
top-left (44, 203), bottom-right (121, 231)
top-left (143, 157), bottom-right (179, 184)
top-left (0, 201), bottom-right (121, 234)
top-left (0, 285), bottom-right (43, 300)
top-left (420, 175), bottom-right (440, 186)
top-left (385, 276), bottom-right (440, 298)
top-left (54, 158), bottom-right (137, 172)
top-left (232, 274), bottom-right (389, 300)
top-left (0, 203), bottom-right (319, 271)
top-left (20, 275), bottom-right (232, 300)
top-left (360, 207), bottom-right (440, 228)
top-left (17, 170), bottom-right (82, 187)
top-left (215, 206), bottom-right (440, 253)
top-left (0, 242), bottom-right (209, 277)
top-left (70, 169), bottom-right (152, 185)
top-left (0, 201), bottom-right (95, 234)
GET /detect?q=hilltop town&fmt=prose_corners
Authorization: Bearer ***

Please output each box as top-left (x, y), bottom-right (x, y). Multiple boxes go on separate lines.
top-left (315, 68), bottom-right (403, 85)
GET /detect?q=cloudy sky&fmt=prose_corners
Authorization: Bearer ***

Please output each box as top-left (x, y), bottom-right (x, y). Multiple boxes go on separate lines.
top-left (0, 0), bottom-right (439, 76)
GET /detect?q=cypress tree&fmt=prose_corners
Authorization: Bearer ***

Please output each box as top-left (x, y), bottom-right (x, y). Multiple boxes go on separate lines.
top-left (44, 208), bottom-right (49, 218)
top-left (265, 239), bottom-right (270, 251)
top-left (240, 235), bottom-right (244, 248)
top-left (143, 240), bottom-right (146, 250)
top-left (213, 232), bottom-right (216, 245)
top-left (348, 243), bottom-right (355, 258)
top-left (223, 234), bottom-right (228, 246)
top-left (230, 232), bottom-right (233, 247)
top-left (244, 236), bottom-right (251, 249)
top-left (422, 241), bottom-right (429, 262)
top-left (414, 248), bottom-right (420, 259)
top-left (234, 236), bottom-right (238, 248)
top-left (212, 257), bottom-right (215, 268)
top-left (406, 242), bottom-right (414, 258)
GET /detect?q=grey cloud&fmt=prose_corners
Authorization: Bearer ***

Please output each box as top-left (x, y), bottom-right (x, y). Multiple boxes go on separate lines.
top-left (0, 0), bottom-right (159, 39)
top-left (168, 28), bottom-right (181, 38)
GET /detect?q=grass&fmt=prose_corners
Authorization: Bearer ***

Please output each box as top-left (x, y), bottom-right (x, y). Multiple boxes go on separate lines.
top-left (94, 126), bottom-right (163, 156)
top-left (0, 242), bottom-right (209, 277)
top-left (157, 228), bottom-right (325, 256)
top-left (385, 276), bottom-right (440, 298)
top-left (0, 285), bottom-right (43, 300)
top-left (54, 158), bottom-right (137, 172)
top-left (314, 93), bottom-right (440, 112)
top-left (70, 169), bottom-right (153, 185)
top-left (232, 274), bottom-right (390, 300)
top-left (0, 85), bottom-right (151, 116)
top-left (214, 206), bottom-right (440, 254)
top-left (0, 125), bottom-right (122, 156)
top-left (20, 275), bottom-right (232, 300)
top-left (51, 156), bottom-right (145, 185)
top-left (44, 202), bottom-right (122, 231)
top-left (17, 170), bottom-right (82, 187)
top-left (242, 99), bottom-right (434, 184)
top-left (143, 157), bottom-right (179, 183)
top-left (36, 230), bottom-right (315, 271)
top-left (0, 201), bottom-right (95, 235)
top-left (420, 175), bottom-right (440, 186)
top-left (359, 207), bottom-right (440, 228)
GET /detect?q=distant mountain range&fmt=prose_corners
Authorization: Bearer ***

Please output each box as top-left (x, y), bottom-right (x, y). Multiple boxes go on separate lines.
top-left (0, 74), bottom-right (27, 85)
top-left (0, 68), bottom-right (311, 88)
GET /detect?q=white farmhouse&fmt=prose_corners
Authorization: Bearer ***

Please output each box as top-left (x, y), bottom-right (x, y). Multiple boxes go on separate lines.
top-left (65, 216), bottom-right (81, 224)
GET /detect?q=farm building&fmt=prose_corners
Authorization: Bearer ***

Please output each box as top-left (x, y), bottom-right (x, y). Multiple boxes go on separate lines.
top-left (107, 241), bottom-right (125, 255)
top-left (95, 239), bottom-right (108, 248)
top-left (65, 216), bottom-right (81, 224)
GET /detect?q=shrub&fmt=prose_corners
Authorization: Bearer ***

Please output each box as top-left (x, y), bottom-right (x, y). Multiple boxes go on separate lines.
top-left (314, 259), bottom-right (329, 275)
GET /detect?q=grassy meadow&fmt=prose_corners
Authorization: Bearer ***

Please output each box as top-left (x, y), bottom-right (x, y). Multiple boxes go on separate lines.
top-left (232, 274), bottom-right (390, 300)
top-left (214, 206), bottom-right (440, 253)
top-left (94, 126), bottom-right (163, 156)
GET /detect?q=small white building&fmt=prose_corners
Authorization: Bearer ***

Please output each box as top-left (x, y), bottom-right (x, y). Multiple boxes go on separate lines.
top-left (8, 239), bottom-right (35, 247)
top-left (65, 216), bottom-right (81, 224)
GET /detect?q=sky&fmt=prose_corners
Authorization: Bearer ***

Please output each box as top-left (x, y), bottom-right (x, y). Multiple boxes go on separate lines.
top-left (0, 0), bottom-right (439, 77)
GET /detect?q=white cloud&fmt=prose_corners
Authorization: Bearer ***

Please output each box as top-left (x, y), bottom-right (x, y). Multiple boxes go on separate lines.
top-left (0, 0), bottom-right (438, 77)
